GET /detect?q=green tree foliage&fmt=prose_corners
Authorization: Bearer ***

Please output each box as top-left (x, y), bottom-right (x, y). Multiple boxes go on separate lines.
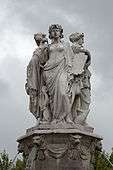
top-left (11, 159), bottom-right (25, 170)
top-left (0, 150), bottom-right (12, 170)
top-left (109, 148), bottom-right (113, 164)
top-left (95, 150), bottom-right (113, 170)
top-left (0, 151), bottom-right (25, 170)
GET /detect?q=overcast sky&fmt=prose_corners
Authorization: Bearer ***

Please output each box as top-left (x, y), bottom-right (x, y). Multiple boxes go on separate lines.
top-left (0, 0), bottom-right (113, 158)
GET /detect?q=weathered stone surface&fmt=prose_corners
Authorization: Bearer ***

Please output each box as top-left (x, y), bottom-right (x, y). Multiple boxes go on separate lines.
top-left (17, 24), bottom-right (103, 170)
top-left (26, 122), bottom-right (94, 134)
top-left (25, 25), bottom-right (91, 125)
top-left (17, 129), bottom-right (102, 170)
top-left (71, 53), bottom-right (87, 75)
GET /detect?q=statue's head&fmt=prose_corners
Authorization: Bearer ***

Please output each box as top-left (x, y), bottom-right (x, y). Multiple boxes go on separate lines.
top-left (33, 136), bottom-right (42, 146)
top-left (34, 33), bottom-right (48, 46)
top-left (69, 32), bottom-right (84, 45)
top-left (48, 24), bottom-right (64, 39)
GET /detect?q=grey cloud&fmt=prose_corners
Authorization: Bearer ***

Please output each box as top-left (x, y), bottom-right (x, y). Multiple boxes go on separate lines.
top-left (0, 78), bottom-right (10, 98)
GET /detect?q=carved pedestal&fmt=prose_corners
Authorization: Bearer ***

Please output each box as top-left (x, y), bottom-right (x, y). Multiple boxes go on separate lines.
top-left (17, 128), bottom-right (102, 170)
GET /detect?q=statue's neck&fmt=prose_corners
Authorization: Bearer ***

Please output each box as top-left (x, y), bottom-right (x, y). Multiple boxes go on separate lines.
top-left (51, 38), bottom-right (61, 44)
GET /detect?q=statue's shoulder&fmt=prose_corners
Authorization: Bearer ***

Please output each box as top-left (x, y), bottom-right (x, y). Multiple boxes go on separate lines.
top-left (33, 48), bottom-right (40, 55)
top-left (83, 48), bottom-right (90, 53)
top-left (61, 40), bottom-right (71, 48)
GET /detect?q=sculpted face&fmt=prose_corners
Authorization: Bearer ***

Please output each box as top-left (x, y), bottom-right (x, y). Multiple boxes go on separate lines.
top-left (51, 28), bottom-right (61, 39)
top-left (77, 37), bottom-right (84, 45)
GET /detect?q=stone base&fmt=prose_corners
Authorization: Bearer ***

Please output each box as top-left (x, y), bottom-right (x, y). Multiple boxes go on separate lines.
top-left (26, 122), bottom-right (94, 134)
top-left (17, 127), bottom-right (102, 170)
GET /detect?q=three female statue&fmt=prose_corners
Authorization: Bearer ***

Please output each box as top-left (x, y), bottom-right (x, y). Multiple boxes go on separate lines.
top-left (25, 24), bottom-right (91, 126)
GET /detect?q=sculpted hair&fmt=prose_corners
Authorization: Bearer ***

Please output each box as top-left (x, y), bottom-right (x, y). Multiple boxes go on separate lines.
top-left (48, 24), bottom-right (64, 39)
top-left (69, 32), bottom-right (84, 43)
top-left (34, 33), bottom-right (46, 46)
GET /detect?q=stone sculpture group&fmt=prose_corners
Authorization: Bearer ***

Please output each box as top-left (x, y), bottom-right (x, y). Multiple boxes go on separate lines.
top-left (17, 24), bottom-right (102, 170)
top-left (25, 24), bottom-right (91, 127)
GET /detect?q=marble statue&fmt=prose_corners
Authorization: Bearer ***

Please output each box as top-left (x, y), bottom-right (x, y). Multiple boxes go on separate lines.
top-left (43, 24), bottom-right (74, 124)
top-left (25, 33), bottom-right (49, 119)
top-left (25, 25), bottom-right (91, 126)
top-left (69, 32), bottom-right (91, 124)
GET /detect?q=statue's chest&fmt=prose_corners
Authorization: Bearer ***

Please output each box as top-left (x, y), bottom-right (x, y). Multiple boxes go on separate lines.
top-left (49, 45), bottom-right (65, 62)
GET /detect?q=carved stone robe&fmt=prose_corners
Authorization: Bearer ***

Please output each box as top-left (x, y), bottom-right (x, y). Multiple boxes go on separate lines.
top-left (26, 46), bottom-right (49, 119)
top-left (44, 41), bottom-right (74, 122)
